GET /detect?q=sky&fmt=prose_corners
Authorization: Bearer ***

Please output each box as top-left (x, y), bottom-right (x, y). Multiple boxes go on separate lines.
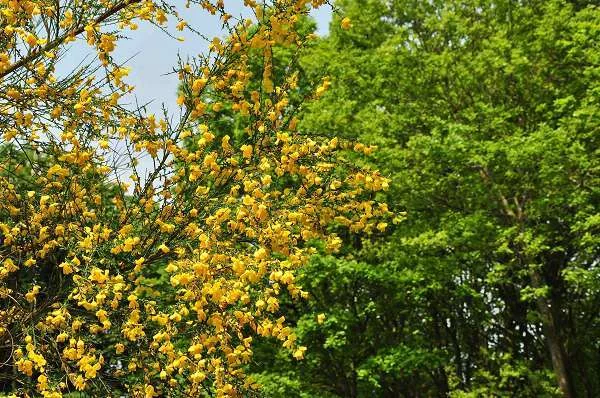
top-left (58, 1), bottom-right (332, 116)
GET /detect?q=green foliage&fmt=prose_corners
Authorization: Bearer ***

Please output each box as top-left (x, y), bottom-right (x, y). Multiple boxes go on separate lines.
top-left (249, 0), bottom-right (600, 396)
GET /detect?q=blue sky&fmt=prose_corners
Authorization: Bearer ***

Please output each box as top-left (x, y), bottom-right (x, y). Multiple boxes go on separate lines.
top-left (58, 1), bottom-right (332, 116)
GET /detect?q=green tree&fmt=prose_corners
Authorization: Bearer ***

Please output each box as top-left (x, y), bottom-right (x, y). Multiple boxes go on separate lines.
top-left (251, 0), bottom-right (600, 396)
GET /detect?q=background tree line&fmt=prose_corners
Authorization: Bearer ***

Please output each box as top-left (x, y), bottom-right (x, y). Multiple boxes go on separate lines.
top-left (237, 1), bottom-right (600, 396)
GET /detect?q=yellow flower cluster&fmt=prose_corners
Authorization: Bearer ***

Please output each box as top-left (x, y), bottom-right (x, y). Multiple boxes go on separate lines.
top-left (0, 0), bottom-right (390, 396)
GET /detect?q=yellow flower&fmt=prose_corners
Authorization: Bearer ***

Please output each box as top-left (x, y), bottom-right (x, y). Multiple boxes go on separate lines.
top-left (133, 257), bottom-right (145, 272)
top-left (192, 78), bottom-right (208, 93)
top-left (341, 17), bottom-right (352, 30)
top-left (293, 346), bottom-right (307, 360)
top-left (6, 87), bottom-right (20, 99)
top-left (24, 258), bottom-right (36, 267)
top-left (315, 77), bottom-right (331, 98)
top-left (212, 101), bottom-right (223, 112)
top-left (241, 144), bottom-right (253, 159)
top-left (145, 384), bottom-right (156, 397)
top-left (89, 267), bottom-right (108, 284)
top-left (25, 285), bottom-right (41, 303)
top-left (176, 20), bottom-right (187, 31)
top-left (16, 359), bottom-right (33, 376)
top-left (254, 247), bottom-right (267, 260)
top-left (59, 262), bottom-right (73, 275)
top-left (37, 374), bottom-right (48, 390)
top-left (25, 33), bottom-right (38, 47)
top-left (73, 375), bottom-right (86, 391)
top-left (56, 332), bottom-right (68, 343)
top-left (190, 371), bottom-right (206, 383)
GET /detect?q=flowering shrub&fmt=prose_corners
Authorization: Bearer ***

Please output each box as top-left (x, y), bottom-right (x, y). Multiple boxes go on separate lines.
top-left (0, 0), bottom-right (389, 396)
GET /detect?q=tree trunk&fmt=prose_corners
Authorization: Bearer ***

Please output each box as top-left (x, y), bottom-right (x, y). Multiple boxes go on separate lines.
top-left (530, 271), bottom-right (576, 397)
top-left (480, 177), bottom-right (577, 396)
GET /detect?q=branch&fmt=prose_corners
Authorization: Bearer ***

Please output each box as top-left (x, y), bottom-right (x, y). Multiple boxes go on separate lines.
top-left (477, 166), bottom-right (517, 220)
top-left (0, 0), bottom-right (141, 80)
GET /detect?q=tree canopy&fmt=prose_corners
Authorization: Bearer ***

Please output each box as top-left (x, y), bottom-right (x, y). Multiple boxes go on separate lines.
top-left (250, 0), bottom-right (600, 397)
top-left (1, 0), bottom-right (599, 397)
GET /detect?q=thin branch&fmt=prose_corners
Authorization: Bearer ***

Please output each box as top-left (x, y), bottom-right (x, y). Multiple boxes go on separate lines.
top-left (0, 0), bottom-right (142, 80)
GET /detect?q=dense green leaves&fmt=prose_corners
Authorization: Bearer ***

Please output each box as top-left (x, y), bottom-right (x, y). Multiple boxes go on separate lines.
top-left (250, 0), bottom-right (600, 396)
